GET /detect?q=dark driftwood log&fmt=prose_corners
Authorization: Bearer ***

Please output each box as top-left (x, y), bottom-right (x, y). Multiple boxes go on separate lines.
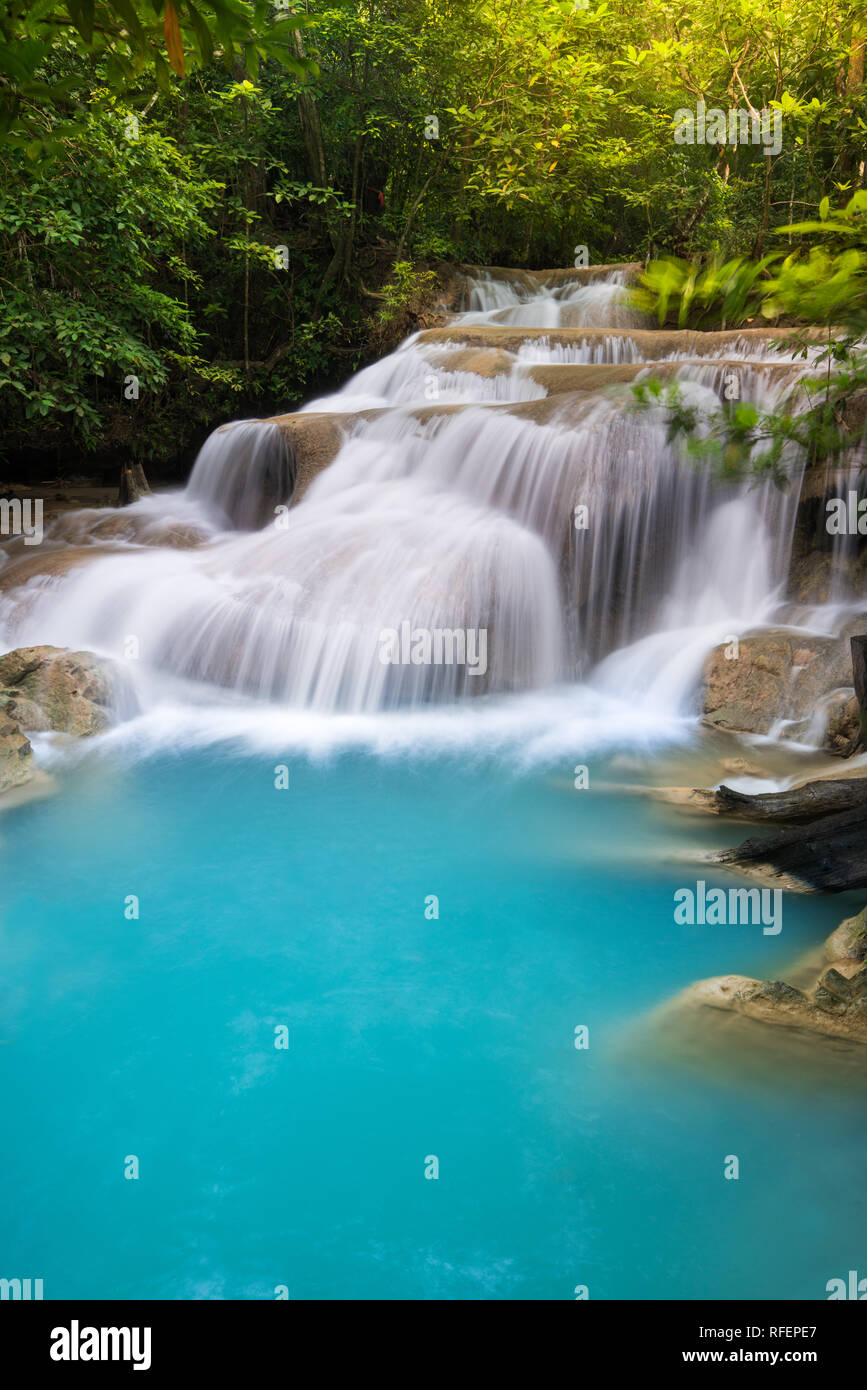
top-left (717, 806), bottom-right (867, 891)
top-left (711, 778), bottom-right (867, 823)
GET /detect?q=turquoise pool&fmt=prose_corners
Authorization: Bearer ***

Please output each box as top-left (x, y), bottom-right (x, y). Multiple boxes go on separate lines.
top-left (0, 745), bottom-right (862, 1299)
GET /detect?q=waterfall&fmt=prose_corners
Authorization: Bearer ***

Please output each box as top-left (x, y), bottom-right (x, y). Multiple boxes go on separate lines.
top-left (460, 267), bottom-right (647, 329)
top-left (185, 420), bottom-right (294, 530)
top-left (0, 264), bottom-right (830, 729)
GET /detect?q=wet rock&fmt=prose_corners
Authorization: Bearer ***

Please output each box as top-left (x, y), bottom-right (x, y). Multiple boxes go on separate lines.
top-left (849, 965), bottom-right (867, 997)
top-left (527, 362), bottom-right (678, 393)
top-left (720, 757), bottom-right (769, 778)
top-left (264, 412), bottom-right (346, 502)
top-left (155, 523), bottom-right (210, 550)
top-left (672, 911), bottom-right (867, 1045)
top-left (825, 906), bottom-right (867, 961)
top-left (423, 353), bottom-right (801, 400)
top-left (786, 550), bottom-right (836, 605)
top-left (647, 785), bottom-right (727, 813)
top-left (49, 508), bottom-right (210, 550)
top-left (0, 645), bottom-right (120, 737)
top-left (820, 967), bottom-right (855, 1000)
top-left (700, 627), bottom-right (856, 738)
top-left (751, 980), bottom-right (810, 1007)
top-left (813, 984), bottom-right (850, 1014)
top-left (825, 691), bottom-right (860, 754)
top-left (0, 543), bottom-right (101, 592)
top-left (416, 323), bottom-right (829, 360)
top-left (437, 347), bottom-right (515, 377)
top-left (459, 262), bottom-right (644, 293)
top-left (0, 709), bottom-right (33, 794)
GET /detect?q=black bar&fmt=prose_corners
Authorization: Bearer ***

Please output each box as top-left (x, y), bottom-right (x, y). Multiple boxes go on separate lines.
top-left (1, 1299), bottom-right (861, 1374)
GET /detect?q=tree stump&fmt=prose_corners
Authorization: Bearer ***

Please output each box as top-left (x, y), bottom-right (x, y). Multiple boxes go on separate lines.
top-left (118, 462), bottom-right (151, 507)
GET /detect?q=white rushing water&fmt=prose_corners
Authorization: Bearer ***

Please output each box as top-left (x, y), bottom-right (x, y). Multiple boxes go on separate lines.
top-left (0, 264), bottom-right (843, 753)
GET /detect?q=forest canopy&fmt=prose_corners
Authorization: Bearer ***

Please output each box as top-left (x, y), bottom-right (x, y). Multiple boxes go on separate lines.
top-left (1, 0), bottom-right (865, 475)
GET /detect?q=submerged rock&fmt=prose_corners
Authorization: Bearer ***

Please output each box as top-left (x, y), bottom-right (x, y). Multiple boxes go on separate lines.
top-left (417, 323), bottom-right (829, 358)
top-left (672, 911), bottom-right (867, 1046)
top-left (0, 645), bottom-right (122, 739)
top-left (49, 510), bottom-right (210, 550)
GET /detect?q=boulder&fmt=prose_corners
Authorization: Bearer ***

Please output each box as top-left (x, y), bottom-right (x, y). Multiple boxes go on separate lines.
top-left (700, 626), bottom-right (857, 740)
top-left (825, 906), bottom-right (867, 962)
top-left (0, 646), bottom-right (120, 737)
top-left (824, 691), bottom-right (861, 753)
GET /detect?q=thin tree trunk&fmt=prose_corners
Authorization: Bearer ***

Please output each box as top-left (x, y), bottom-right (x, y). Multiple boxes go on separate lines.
top-left (244, 243), bottom-right (250, 375)
top-left (396, 143), bottom-right (451, 261)
top-left (839, 23), bottom-right (866, 183)
top-left (293, 29), bottom-right (328, 189)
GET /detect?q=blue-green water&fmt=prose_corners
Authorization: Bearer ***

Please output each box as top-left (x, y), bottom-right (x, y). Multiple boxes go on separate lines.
top-left (1, 748), bottom-right (864, 1300)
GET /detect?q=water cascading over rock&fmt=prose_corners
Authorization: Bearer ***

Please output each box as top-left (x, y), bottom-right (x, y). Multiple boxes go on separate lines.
top-left (0, 262), bottom-right (836, 718)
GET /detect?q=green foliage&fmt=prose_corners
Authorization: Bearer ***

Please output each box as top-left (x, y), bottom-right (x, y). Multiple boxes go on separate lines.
top-left (764, 192), bottom-right (867, 333)
top-left (0, 1), bottom-right (315, 151)
top-left (376, 261), bottom-right (436, 325)
top-left (0, 98), bottom-right (226, 449)
top-left (634, 193), bottom-right (867, 482)
top-left (4, 0), bottom-right (867, 475)
top-left (631, 254), bottom-right (784, 327)
top-left (633, 352), bottom-right (867, 487)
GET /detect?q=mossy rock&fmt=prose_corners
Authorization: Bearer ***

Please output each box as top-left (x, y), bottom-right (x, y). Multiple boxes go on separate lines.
top-left (0, 645), bottom-right (119, 737)
top-left (0, 710), bottom-right (33, 794)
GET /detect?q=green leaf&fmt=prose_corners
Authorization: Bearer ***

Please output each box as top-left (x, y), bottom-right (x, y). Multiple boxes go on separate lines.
top-left (186, 1), bottom-right (215, 65)
top-left (153, 50), bottom-right (172, 95)
top-left (111, 0), bottom-right (146, 43)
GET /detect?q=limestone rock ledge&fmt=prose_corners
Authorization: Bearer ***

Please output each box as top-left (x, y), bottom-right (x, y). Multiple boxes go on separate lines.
top-left (675, 907), bottom-right (867, 1045)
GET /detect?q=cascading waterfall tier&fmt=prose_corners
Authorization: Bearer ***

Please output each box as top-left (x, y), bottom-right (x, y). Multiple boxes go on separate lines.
top-left (0, 264), bottom-right (826, 717)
